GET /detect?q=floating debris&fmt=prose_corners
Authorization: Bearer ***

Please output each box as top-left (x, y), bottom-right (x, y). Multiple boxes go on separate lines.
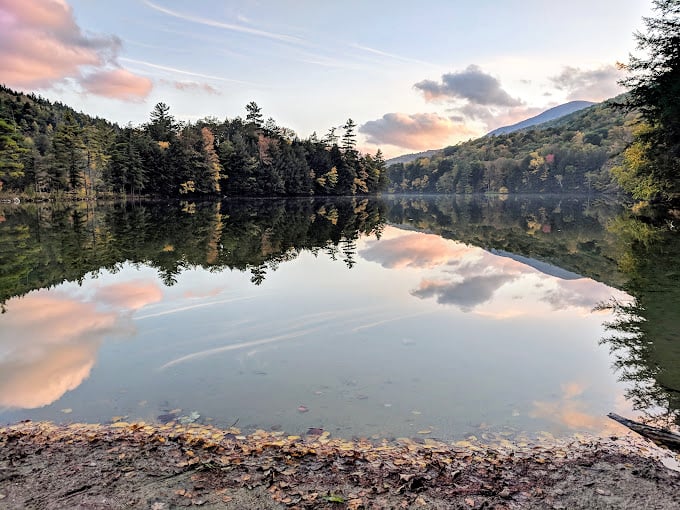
top-left (177, 411), bottom-right (200, 425)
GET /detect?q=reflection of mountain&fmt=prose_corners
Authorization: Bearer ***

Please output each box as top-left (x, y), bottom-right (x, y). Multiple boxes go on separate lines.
top-left (490, 249), bottom-right (581, 280)
top-left (384, 195), bottom-right (625, 289)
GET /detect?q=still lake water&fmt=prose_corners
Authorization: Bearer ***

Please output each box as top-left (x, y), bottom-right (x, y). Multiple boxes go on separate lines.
top-left (1, 196), bottom-right (678, 440)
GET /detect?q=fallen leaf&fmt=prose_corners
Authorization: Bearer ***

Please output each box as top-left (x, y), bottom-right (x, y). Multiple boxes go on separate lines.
top-left (348, 498), bottom-right (363, 509)
top-left (417, 429), bottom-right (432, 435)
top-left (324, 494), bottom-right (345, 503)
top-left (465, 498), bottom-right (475, 507)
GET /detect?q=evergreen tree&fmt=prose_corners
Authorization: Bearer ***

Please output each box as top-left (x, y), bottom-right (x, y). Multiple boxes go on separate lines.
top-left (0, 119), bottom-right (26, 190)
top-left (618, 0), bottom-right (680, 201)
top-left (245, 101), bottom-right (264, 128)
top-left (147, 102), bottom-right (176, 142)
top-left (52, 112), bottom-right (86, 191)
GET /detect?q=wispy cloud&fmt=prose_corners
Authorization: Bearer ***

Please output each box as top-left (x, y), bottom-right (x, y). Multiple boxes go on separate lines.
top-left (350, 43), bottom-right (438, 68)
top-left (161, 79), bottom-right (221, 95)
top-left (120, 57), bottom-right (255, 85)
top-left (143, 0), bottom-right (304, 45)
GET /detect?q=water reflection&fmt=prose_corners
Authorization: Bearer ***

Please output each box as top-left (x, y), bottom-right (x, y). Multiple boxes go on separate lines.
top-left (0, 196), bottom-right (673, 438)
top-left (597, 211), bottom-right (680, 428)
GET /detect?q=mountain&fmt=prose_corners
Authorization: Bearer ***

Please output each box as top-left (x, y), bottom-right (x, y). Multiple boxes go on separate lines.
top-left (385, 149), bottom-right (440, 167)
top-left (386, 97), bottom-right (640, 194)
top-left (487, 101), bottom-right (596, 136)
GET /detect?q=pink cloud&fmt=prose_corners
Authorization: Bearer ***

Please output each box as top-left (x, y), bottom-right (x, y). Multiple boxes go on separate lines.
top-left (359, 112), bottom-right (475, 150)
top-left (81, 68), bottom-right (153, 101)
top-left (0, 0), bottom-right (151, 99)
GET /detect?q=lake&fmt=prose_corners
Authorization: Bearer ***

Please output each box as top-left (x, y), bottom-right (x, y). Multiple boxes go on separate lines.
top-left (1, 195), bottom-right (678, 440)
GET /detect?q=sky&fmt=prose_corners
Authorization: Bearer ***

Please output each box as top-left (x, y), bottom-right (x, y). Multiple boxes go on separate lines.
top-left (0, 0), bottom-right (651, 158)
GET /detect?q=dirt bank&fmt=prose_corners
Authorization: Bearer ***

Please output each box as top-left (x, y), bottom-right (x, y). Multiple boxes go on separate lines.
top-left (1, 421), bottom-right (680, 509)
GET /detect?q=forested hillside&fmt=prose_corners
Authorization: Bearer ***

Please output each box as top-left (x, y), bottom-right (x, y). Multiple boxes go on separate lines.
top-left (0, 86), bottom-right (388, 197)
top-left (387, 99), bottom-right (640, 194)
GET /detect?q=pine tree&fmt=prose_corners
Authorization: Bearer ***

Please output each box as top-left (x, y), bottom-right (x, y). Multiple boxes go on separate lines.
top-left (0, 119), bottom-right (26, 190)
top-left (51, 112), bottom-right (86, 192)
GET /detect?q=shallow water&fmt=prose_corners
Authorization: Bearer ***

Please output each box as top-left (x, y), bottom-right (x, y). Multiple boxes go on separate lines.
top-left (2, 195), bottom-right (671, 440)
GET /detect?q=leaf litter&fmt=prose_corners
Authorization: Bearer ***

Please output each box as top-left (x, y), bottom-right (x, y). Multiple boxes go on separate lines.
top-left (1, 420), bottom-right (679, 509)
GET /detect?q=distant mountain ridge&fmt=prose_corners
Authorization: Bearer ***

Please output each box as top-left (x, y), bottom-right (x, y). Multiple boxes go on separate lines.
top-left (386, 101), bottom-right (597, 166)
top-left (385, 96), bottom-right (639, 194)
top-left (385, 149), bottom-right (440, 167)
top-left (486, 100), bottom-right (596, 136)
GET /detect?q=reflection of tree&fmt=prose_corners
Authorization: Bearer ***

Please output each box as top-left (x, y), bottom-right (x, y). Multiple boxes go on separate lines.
top-left (384, 195), bottom-right (625, 286)
top-left (0, 198), bottom-right (387, 307)
top-left (598, 213), bottom-right (680, 427)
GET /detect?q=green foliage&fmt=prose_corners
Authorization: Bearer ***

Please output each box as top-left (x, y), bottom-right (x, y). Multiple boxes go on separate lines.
top-left (0, 87), bottom-right (387, 198)
top-left (0, 118), bottom-right (27, 188)
top-left (618, 0), bottom-right (680, 202)
top-left (388, 100), bottom-right (637, 194)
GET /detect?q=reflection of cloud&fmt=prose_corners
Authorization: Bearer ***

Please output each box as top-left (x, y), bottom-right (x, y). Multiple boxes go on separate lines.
top-left (530, 382), bottom-right (624, 434)
top-left (412, 274), bottom-right (517, 311)
top-left (0, 0), bottom-right (151, 99)
top-left (361, 227), bottom-right (628, 316)
top-left (541, 278), bottom-right (627, 311)
top-left (549, 65), bottom-right (623, 101)
top-left (0, 291), bottom-right (121, 408)
top-left (183, 286), bottom-right (226, 299)
top-left (360, 232), bottom-right (479, 269)
top-left (359, 112), bottom-right (474, 150)
top-left (95, 280), bottom-right (163, 311)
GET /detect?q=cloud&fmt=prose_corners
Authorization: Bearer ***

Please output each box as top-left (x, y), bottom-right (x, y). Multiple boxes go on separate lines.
top-left (0, 0), bottom-right (150, 99)
top-left (414, 65), bottom-right (522, 106)
top-left (121, 57), bottom-right (254, 85)
top-left (550, 64), bottom-right (624, 101)
top-left (143, 0), bottom-right (303, 45)
top-left (359, 112), bottom-right (475, 150)
top-left (170, 80), bottom-right (221, 95)
top-left (80, 69), bottom-right (152, 101)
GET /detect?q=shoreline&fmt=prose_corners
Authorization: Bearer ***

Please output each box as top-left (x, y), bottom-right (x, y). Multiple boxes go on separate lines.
top-left (2, 420), bottom-right (679, 509)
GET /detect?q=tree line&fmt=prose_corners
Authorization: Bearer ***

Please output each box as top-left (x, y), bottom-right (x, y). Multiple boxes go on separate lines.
top-left (0, 88), bottom-right (388, 197)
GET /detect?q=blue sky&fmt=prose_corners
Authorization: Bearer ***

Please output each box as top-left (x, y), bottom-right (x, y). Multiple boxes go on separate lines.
top-left (1, 0), bottom-right (651, 157)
